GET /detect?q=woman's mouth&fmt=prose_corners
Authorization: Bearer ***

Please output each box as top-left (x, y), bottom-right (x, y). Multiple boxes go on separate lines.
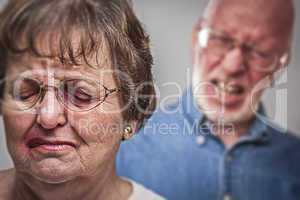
top-left (26, 138), bottom-right (76, 153)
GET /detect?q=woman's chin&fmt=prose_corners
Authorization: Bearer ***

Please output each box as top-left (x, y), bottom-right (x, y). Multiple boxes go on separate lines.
top-left (29, 158), bottom-right (80, 184)
top-left (33, 174), bottom-right (73, 184)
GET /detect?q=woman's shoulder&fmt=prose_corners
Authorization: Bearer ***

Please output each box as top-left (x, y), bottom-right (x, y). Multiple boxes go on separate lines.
top-left (127, 179), bottom-right (166, 200)
top-left (0, 169), bottom-right (14, 199)
top-left (0, 168), bottom-right (14, 183)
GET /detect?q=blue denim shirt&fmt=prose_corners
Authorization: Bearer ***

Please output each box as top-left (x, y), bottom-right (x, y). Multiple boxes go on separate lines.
top-left (116, 87), bottom-right (300, 200)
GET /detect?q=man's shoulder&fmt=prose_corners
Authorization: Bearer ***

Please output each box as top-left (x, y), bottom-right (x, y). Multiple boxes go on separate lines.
top-left (147, 101), bottom-right (186, 122)
top-left (266, 124), bottom-right (300, 152)
top-left (116, 101), bottom-right (198, 170)
top-left (132, 102), bottom-right (191, 138)
top-left (267, 124), bottom-right (300, 142)
top-left (262, 125), bottom-right (300, 181)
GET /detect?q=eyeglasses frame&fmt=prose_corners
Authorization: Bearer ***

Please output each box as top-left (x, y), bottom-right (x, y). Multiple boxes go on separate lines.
top-left (10, 77), bottom-right (120, 112)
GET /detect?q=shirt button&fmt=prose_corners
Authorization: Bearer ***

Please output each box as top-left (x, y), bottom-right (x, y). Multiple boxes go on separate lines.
top-left (224, 194), bottom-right (232, 200)
top-left (226, 155), bottom-right (233, 162)
top-left (196, 135), bottom-right (205, 145)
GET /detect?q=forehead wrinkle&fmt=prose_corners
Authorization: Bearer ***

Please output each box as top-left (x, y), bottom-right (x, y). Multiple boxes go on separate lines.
top-left (6, 43), bottom-right (113, 86)
top-left (8, 52), bottom-right (110, 75)
top-left (28, 25), bottom-right (111, 67)
top-left (207, 0), bottom-right (294, 33)
top-left (205, 0), bottom-right (294, 52)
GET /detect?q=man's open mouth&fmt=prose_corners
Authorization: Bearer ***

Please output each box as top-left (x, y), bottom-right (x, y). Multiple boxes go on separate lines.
top-left (211, 79), bottom-right (245, 95)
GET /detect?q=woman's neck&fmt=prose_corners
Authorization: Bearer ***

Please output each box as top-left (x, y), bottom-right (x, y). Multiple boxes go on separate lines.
top-left (12, 165), bottom-right (132, 200)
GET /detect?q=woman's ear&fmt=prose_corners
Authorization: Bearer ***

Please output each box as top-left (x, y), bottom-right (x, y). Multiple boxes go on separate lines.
top-left (122, 121), bottom-right (138, 141)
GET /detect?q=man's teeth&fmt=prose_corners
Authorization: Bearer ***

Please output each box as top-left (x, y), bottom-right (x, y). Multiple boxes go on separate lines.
top-left (227, 85), bottom-right (238, 93)
top-left (215, 82), bottom-right (243, 94)
top-left (219, 82), bottom-right (226, 91)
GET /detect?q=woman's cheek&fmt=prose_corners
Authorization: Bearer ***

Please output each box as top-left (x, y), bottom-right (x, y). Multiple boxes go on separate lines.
top-left (3, 112), bottom-right (36, 164)
top-left (68, 110), bottom-right (122, 146)
top-left (4, 112), bottom-right (35, 142)
top-left (66, 111), bottom-right (121, 173)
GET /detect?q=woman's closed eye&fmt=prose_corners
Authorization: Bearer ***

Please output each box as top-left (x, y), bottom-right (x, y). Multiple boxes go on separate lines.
top-left (18, 89), bottom-right (39, 101)
top-left (11, 78), bottom-right (41, 101)
top-left (73, 88), bottom-right (94, 102)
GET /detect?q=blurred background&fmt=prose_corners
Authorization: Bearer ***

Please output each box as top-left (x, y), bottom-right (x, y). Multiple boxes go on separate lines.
top-left (0, 0), bottom-right (299, 169)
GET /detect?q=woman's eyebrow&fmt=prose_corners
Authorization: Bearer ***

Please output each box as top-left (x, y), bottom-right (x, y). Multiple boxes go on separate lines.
top-left (53, 70), bottom-right (100, 80)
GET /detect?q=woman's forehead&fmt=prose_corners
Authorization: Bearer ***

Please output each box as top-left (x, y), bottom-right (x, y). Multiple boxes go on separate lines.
top-left (7, 26), bottom-right (112, 70)
top-left (6, 56), bottom-right (115, 81)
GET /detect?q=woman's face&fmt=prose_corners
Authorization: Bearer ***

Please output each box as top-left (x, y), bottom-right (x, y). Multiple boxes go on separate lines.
top-left (2, 55), bottom-right (125, 184)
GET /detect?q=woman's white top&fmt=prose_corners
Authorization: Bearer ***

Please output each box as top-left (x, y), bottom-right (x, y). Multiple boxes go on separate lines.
top-left (127, 179), bottom-right (166, 200)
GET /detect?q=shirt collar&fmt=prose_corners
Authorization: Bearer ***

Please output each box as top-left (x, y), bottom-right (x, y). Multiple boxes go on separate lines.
top-left (179, 86), bottom-right (204, 126)
top-left (180, 86), bottom-right (269, 142)
top-left (244, 105), bottom-right (269, 142)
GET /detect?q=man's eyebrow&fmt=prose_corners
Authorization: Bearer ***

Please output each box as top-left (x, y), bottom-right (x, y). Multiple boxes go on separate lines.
top-left (207, 26), bottom-right (230, 38)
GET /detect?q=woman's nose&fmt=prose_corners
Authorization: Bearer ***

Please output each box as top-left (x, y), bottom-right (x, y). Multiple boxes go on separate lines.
top-left (36, 90), bottom-right (67, 129)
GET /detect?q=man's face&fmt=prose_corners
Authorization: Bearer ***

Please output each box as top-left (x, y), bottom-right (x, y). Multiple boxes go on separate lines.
top-left (192, 1), bottom-right (290, 124)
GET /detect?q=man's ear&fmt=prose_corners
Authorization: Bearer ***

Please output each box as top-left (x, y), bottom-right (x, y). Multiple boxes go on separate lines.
top-left (282, 52), bottom-right (291, 68)
top-left (191, 18), bottom-right (205, 62)
top-left (268, 52), bottom-right (290, 85)
top-left (272, 52), bottom-right (290, 77)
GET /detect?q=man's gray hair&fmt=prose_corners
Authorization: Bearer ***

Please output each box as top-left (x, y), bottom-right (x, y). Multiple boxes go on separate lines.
top-left (203, 0), bottom-right (219, 19)
top-left (127, 0), bottom-right (133, 7)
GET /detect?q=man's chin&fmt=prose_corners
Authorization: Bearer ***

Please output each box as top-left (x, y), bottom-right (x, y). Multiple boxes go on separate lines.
top-left (199, 100), bottom-right (256, 125)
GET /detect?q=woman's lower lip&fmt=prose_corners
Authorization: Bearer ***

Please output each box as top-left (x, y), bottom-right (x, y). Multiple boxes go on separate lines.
top-left (30, 144), bottom-right (74, 152)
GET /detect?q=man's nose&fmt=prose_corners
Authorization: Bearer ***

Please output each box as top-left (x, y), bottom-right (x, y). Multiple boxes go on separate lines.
top-left (221, 47), bottom-right (247, 76)
top-left (36, 90), bottom-right (67, 129)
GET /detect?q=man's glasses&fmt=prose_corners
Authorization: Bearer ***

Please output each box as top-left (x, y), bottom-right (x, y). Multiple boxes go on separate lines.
top-left (8, 77), bottom-right (119, 112)
top-left (198, 27), bottom-right (288, 72)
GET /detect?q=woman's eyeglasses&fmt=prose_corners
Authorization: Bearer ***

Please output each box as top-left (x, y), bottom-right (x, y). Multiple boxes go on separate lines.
top-left (197, 27), bottom-right (288, 72)
top-left (8, 77), bottom-right (119, 112)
